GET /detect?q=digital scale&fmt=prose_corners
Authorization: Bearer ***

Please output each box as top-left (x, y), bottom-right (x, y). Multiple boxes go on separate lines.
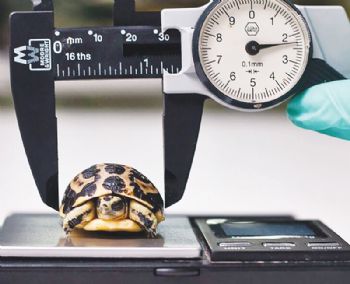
top-left (2, 0), bottom-right (350, 283)
top-left (1, 214), bottom-right (350, 282)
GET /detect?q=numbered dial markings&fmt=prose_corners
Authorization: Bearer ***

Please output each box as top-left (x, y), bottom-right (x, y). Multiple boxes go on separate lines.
top-left (197, 0), bottom-right (311, 108)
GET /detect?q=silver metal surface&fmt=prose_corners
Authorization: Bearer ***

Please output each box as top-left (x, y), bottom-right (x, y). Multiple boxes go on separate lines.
top-left (0, 214), bottom-right (201, 258)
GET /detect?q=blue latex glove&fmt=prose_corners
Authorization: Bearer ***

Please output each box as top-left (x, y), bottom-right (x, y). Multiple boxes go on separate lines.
top-left (287, 80), bottom-right (350, 141)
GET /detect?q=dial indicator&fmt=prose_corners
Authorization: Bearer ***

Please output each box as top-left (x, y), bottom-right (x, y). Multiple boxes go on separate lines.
top-left (194, 0), bottom-right (311, 110)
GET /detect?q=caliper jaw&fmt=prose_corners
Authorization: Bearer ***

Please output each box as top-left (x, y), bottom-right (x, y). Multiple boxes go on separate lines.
top-left (10, 8), bottom-right (58, 210)
top-left (163, 93), bottom-right (206, 208)
top-left (162, 4), bottom-right (210, 208)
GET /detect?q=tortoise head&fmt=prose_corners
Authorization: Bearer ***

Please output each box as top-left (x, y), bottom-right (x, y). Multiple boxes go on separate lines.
top-left (96, 195), bottom-right (128, 221)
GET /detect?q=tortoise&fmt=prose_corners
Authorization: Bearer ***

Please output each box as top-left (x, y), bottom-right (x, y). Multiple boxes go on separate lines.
top-left (59, 163), bottom-right (165, 237)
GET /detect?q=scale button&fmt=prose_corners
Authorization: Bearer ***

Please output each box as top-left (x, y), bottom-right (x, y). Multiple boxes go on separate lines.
top-left (263, 242), bottom-right (296, 247)
top-left (218, 242), bottom-right (252, 247)
top-left (307, 242), bottom-right (341, 248)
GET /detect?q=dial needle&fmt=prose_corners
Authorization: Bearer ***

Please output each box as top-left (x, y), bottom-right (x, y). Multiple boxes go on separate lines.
top-left (245, 41), bottom-right (298, 56)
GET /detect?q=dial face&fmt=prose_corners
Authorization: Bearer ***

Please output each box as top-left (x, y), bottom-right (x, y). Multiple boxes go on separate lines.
top-left (195, 0), bottom-right (311, 110)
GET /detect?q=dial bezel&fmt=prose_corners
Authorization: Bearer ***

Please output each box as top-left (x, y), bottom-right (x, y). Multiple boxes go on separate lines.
top-left (192, 0), bottom-right (313, 110)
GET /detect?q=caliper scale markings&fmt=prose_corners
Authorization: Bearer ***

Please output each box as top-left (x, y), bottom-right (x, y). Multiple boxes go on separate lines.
top-left (53, 27), bottom-right (181, 80)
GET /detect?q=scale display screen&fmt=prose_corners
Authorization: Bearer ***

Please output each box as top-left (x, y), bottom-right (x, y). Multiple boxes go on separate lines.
top-left (210, 221), bottom-right (324, 239)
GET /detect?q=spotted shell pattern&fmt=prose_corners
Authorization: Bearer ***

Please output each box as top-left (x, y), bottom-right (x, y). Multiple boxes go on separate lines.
top-left (59, 164), bottom-right (164, 235)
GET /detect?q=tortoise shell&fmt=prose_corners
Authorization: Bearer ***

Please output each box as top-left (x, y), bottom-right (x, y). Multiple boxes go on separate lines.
top-left (59, 164), bottom-right (164, 219)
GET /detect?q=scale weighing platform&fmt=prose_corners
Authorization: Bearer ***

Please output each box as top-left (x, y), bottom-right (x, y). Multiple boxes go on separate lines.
top-left (1, 214), bottom-right (350, 283)
top-left (3, 0), bottom-right (350, 282)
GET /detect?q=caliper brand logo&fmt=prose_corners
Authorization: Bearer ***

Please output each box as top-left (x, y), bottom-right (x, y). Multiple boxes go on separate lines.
top-left (245, 22), bottom-right (259, 36)
top-left (14, 39), bottom-right (52, 71)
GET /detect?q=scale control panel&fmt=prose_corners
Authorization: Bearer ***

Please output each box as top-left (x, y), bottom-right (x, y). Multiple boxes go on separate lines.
top-left (195, 218), bottom-right (350, 261)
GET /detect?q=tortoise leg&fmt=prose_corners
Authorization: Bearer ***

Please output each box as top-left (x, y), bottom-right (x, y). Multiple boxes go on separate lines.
top-left (63, 200), bottom-right (96, 233)
top-left (129, 200), bottom-right (158, 237)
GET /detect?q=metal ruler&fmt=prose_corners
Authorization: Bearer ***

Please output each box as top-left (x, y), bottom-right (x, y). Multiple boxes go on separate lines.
top-left (53, 27), bottom-right (181, 80)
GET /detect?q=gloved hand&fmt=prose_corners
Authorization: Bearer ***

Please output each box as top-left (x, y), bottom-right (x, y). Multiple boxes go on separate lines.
top-left (287, 80), bottom-right (350, 141)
